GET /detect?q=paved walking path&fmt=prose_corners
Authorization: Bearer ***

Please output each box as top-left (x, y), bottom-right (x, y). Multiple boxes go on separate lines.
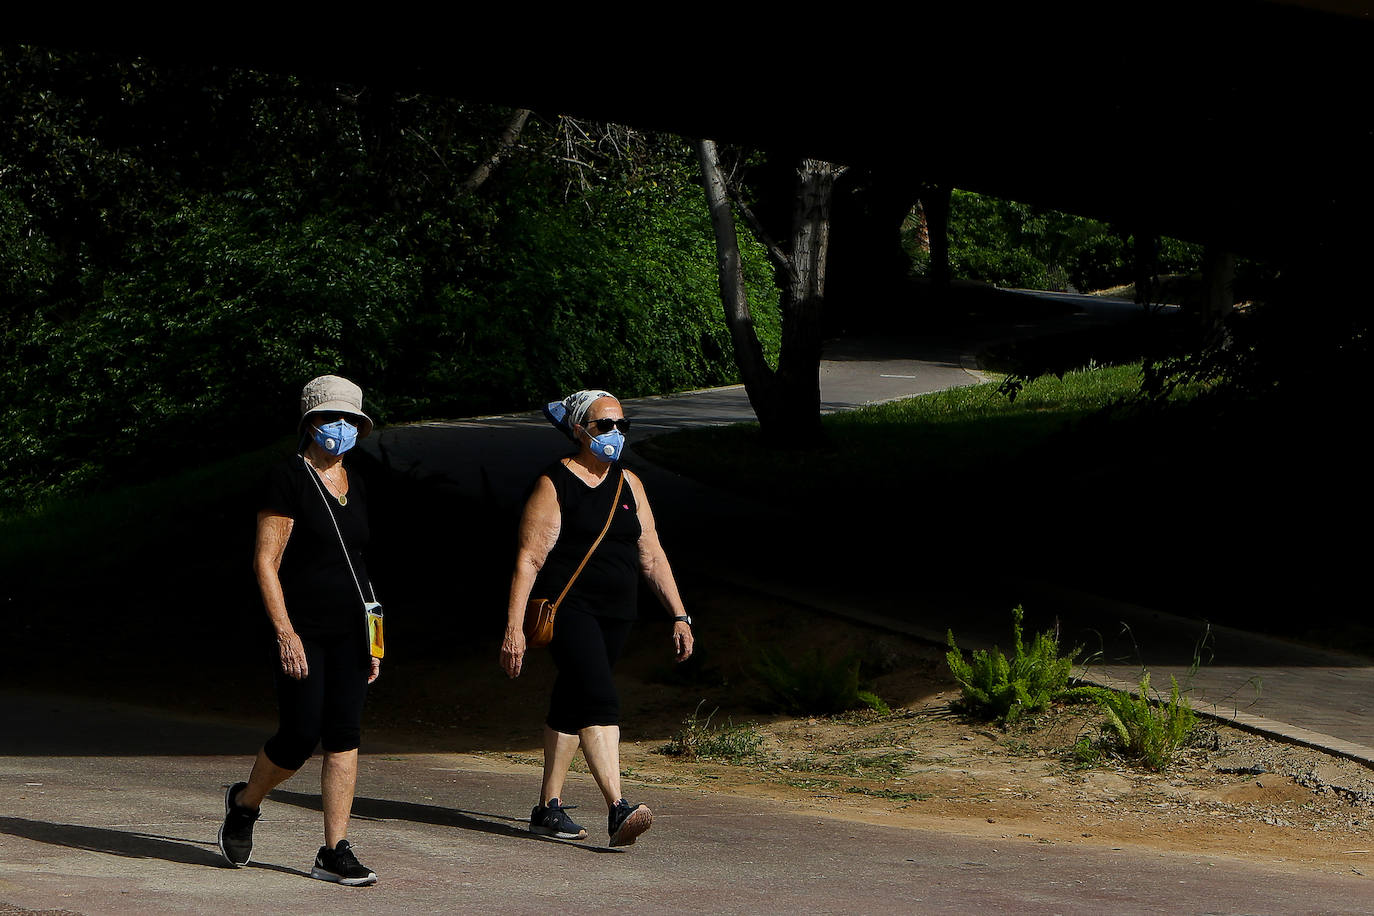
top-left (2, 692), bottom-right (1370, 915)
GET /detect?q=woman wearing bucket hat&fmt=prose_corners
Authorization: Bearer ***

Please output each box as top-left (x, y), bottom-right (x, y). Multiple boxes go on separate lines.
top-left (500, 389), bottom-right (694, 847)
top-left (217, 375), bottom-right (382, 885)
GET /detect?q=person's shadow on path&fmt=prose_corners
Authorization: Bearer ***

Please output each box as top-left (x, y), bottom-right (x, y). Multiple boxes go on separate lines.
top-left (0, 815), bottom-right (306, 876)
top-left (268, 789), bottom-right (622, 854)
top-left (0, 796), bottom-right (623, 875)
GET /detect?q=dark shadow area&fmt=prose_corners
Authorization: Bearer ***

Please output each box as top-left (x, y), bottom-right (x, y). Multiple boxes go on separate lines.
top-left (0, 815), bottom-right (303, 875)
top-left (0, 691), bottom-right (271, 757)
top-left (267, 789), bottom-right (621, 854)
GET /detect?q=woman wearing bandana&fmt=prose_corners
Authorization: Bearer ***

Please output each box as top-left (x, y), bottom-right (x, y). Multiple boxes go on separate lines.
top-left (501, 389), bottom-right (695, 847)
top-left (217, 375), bottom-right (381, 886)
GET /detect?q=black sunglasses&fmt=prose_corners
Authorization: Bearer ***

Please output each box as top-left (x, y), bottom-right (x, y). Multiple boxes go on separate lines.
top-left (582, 417), bottom-right (631, 433)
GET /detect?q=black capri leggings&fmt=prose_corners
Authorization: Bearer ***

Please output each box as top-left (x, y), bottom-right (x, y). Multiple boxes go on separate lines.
top-left (264, 633), bottom-right (371, 771)
top-left (546, 608), bottom-right (634, 734)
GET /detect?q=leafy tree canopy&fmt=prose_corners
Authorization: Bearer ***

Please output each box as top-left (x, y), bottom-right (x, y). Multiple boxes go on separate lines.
top-left (0, 46), bottom-right (780, 509)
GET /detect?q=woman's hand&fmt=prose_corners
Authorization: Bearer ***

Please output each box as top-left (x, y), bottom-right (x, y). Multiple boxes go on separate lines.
top-left (277, 630), bottom-right (308, 680)
top-left (500, 626), bottom-right (527, 679)
top-left (672, 620), bottom-right (694, 662)
top-left (368, 657), bottom-right (381, 684)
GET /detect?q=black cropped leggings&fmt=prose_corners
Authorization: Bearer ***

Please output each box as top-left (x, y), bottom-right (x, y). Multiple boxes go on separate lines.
top-left (546, 608), bottom-right (634, 735)
top-left (263, 633), bottom-right (370, 771)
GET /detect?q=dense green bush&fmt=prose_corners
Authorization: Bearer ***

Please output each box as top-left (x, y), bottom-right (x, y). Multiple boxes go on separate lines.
top-left (1086, 672), bottom-right (1198, 771)
top-left (0, 48), bottom-right (780, 509)
top-left (910, 189), bottom-right (1202, 293)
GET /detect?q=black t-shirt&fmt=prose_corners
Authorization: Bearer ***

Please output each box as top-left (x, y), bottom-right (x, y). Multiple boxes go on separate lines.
top-left (533, 460), bottom-right (642, 620)
top-left (258, 454), bottom-right (372, 639)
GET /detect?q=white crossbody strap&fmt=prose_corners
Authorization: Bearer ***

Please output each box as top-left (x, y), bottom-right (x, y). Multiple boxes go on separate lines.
top-left (304, 457), bottom-right (377, 607)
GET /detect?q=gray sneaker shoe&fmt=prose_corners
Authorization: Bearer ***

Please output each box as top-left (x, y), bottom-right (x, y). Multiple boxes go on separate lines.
top-left (217, 781), bottom-right (259, 867)
top-left (530, 797), bottom-right (588, 839)
top-left (310, 839), bottom-right (378, 886)
top-left (608, 799), bottom-right (652, 847)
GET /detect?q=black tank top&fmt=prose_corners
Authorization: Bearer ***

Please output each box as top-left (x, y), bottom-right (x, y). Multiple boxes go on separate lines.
top-left (534, 460), bottom-right (642, 620)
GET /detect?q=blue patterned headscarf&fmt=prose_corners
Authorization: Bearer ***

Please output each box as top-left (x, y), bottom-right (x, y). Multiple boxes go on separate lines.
top-left (543, 389), bottom-right (614, 441)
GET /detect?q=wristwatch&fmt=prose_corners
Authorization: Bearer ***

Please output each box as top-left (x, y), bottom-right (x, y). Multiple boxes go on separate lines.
top-left (672, 614), bottom-right (692, 626)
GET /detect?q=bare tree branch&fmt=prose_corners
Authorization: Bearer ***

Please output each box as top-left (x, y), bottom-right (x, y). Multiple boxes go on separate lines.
top-left (458, 108), bottom-right (531, 195)
top-left (405, 127), bottom-right (449, 174)
top-left (727, 183), bottom-right (794, 280)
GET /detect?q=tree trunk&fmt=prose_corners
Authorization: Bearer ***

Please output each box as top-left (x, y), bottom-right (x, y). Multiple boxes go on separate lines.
top-left (1132, 231), bottom-right (1156, 307)
top-left (825, 166), bottom-right (923, 335)
top-left (694, 140), bottom-right (835, 445)
top-left (922, 184), bottom-right (952, 292)
top-left (1202, 246), bottom-right (1236, 320)
top-left (694, 139), bottom-right (777, 402)
top-left (772, 158), bottom-right (836, 441)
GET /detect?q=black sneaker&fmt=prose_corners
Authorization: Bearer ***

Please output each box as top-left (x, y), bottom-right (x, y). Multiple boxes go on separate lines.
top-left (607, 799), bottom-right (652, 847)
top-left (310, 839), bottom-right (378, 886)
top-left (217, 781), bottom-right (259, 867)
top-left (529, 797), bottom-right (588, 839)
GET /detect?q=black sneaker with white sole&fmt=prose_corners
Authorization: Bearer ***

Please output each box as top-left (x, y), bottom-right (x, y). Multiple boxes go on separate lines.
top-left (217, 781), bottom-right (259, 867)
top-left (607, 799), bottom-right (652, 847)
top-left (310, 839), bottom-right (378, 886)
top-left (530, 797), bottom-right (588, 839)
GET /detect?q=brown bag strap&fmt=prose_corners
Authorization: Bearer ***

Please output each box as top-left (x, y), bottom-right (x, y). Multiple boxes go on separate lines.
top-left (551, 469), bottom-right (626, 611)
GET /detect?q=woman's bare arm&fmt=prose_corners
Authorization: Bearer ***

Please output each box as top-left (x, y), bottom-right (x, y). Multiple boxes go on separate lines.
top-left (500, 476), bottom-right (562, 678)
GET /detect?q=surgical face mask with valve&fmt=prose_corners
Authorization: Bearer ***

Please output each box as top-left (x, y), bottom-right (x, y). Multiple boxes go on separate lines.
top-left (586, 427), bottom-right (625, 463)
top-left (312, 418), bottom-right (358, 455)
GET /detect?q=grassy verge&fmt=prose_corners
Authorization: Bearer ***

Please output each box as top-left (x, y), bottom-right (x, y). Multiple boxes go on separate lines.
top-left (636, 363), bottom-right (1162, 507)
top-left (635, 361), bottom-right (1368, 656)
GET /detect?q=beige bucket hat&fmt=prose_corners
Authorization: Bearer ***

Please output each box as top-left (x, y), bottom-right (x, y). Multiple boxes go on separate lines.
top-left (298, 374), bottom-right (374, 438)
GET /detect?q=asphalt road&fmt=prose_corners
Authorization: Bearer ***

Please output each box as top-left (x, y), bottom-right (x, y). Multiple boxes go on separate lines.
top-left (2, 692), bottom-right (1370, 915)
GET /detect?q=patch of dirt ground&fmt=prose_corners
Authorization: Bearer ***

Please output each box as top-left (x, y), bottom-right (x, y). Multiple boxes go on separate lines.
top-left (361, 586), bottom-right (1374, 880)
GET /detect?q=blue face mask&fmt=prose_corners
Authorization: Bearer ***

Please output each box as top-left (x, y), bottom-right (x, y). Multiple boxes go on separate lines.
top-left (312, 418), bottom-right (358, 455)
top-left (587, 428), bottom-right (625, 463)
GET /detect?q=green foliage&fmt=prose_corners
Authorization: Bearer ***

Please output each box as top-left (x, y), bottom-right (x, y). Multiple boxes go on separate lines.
top-left (638, 363), bottom-right (1159, 511)
top-left (1067, 733), bottom-right (1103, 768)
top-left (752, 646), bottom-right (886, 715)
top-left (1088, 672), bottom-right (1197, 771)
top-left (913, 189), bottom-right (1201, 292)
top-left (658, 703), bottom-right (765, 764)
top-left (0, 48), bottom-right (781, 509)
top-left (945, 606), bottom-right (1081, 724)
top-left (843, 786), bottom-right (931, 802)
top-left (856, 690), bottom-right (891, 715)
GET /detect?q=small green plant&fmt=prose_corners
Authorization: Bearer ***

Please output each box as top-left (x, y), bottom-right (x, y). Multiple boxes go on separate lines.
top-left (1090, 671), bottom-right (1197, 771)
top-left (843, 786), bottom-right (931, 802)
top-left (658, 703), bottom-right (765, 764)
top-left (1067, 734), bottom-right (1102, 768)
top-left (945, 606), bottom-right (1082, 724)
top-left (753, 646), bottom-right (887, 715)
top-left (856, 690), bottom-right (891, 715)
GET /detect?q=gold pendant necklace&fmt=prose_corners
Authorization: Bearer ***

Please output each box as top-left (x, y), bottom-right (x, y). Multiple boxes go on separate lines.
top-left (307, 458), bottom-right (348, 506)
top-left (323, 472), bottom-right (348, 506)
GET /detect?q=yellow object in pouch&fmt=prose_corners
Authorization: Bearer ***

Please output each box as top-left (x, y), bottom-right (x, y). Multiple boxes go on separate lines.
top-left (365, 601), bottom-right (385, 659)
